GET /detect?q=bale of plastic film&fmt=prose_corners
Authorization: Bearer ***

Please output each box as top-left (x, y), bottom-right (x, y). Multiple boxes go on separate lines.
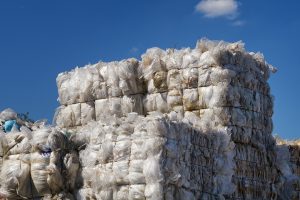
top-left (64, 151), bottom-right (80, 191)
top-left (5, 131), bottom-right (32, 156)
top-left (0, 108), bottom-right (17, 121)
top-left (54, 104), bottom-right (81, 128)
top-left (0, 155), bottom-right (31, 199)
top-left (30, 151), bottom-right (51, 196)
top-left (57, 66), bottom-right (96, 105)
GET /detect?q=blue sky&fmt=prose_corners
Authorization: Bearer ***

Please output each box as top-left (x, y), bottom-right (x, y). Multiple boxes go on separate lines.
top-left (0, 0), bottom-right (299, 139)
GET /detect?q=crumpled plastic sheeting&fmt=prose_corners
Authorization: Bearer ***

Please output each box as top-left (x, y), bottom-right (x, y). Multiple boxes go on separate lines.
top-left (71, 114), bottom-right (236, 199)
top-left (95, 95), bottom-right (145, 120)
top-left (0, 155), bottom-right (31, 199)
top-left (2, 39), bottom-right (288, 199)
top-left (57, 59), bottom-right (145, 105)
top-left (0, 131), bottom-right (7, 158)
top-left (0, 119), bottom-right (79, 199)
top-left (0, 108), bottom-right (17, 121)
top-left (57, 65), bottom-right (100, 105)
top-left (54, 39), bottom-right (276, 148)
top-left (56, 38), bottom-right (276, 107)
top-left (275, 138), bottom-right (300, 200)
top-left (54, 101), bottom-right (97, 128)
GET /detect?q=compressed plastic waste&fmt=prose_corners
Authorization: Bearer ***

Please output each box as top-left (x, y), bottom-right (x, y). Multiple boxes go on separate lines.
top-left (1, 39), bottom-right (299, 199)
top-left (0, 108), bottom-right (17, 121)
top-left (3, 120), bottom-right (19, 132)
top-left (68, 115), bottom-right (234, 199)
top-left (0, 109), bottom-right (79, 199)
top-left (51, 39), bottom-right (300, 200)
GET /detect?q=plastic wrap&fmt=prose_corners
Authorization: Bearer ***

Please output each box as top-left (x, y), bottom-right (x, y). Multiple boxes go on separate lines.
top-left (12, 38), bottom-right (283, 199)
top-left (118, 59), bottom-right (144, 96)
top-left (0, 157), bottom-right (31, 199)
top-left (122, 95), bottom-right (145, 116)
top-left (128, 160), bottom-right (146, 184)
top-left (112, 161), bottom-right (129, 185)
top-left (30, 151), bottom-right (51, 195)
top-left (141, 48), bottom-right (166, 80)
top-left (107, 63), bottom-right (122, 97)
top-left (64, 151), bottom-right (80, 191)
top-left (113, 186), bottom-right (129, 200)
top-left (0, 131), bottom-right (8, 157)
top-left (182, 67), bottom-right (198, 88)
top-left (167, 89), bottom-right (182, 108)
top-left (57, 66), bottom-right (95, 105)
top-left (128, 184), bottom-right (145, 200)
top-left (31, 127), bottom-right (52, 151)
top-left (79, 145), bottom-right (99, 168)
top-left (81, 102), bottom-right (96, 125)
top-left (143, 93), bottom-right (168, 113)
top-left (164, 49), bottom-right (183, 70)
top-left (114, 140), bottom-right (131, 162)
top-left (167, 69), bottom-right (182, 90)
top-left (54, 104), bottom-right (81, 128)
top-left (46, 163), bottom-right (64, 194)
top-left (143, 155), bottom-right (163, 184)
top-left (5, 133), bottom-right (31, 155)
top-left (0, 108), bottom-right (17, 121)
top-left (182, 88), bottom-right (199, 111)
top-left (146, 71), bottom-right (168, 94)
top-left (95, 97), bottom-right (139, 119)
top-left (144, 183), bottom-right (163, 200)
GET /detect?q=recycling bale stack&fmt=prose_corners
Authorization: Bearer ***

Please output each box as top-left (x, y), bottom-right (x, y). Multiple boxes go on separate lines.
top-left (288, 142), bottom-right (300, 199)
top-left (0, 109), bottom-right (79, 200)
top-left (71, 114), bottom-right (235, 200)
top-left (0, 38), bottom-right (298, 199)
top-left (52, 39), bottom-right (285, 199)
top-left (131, 39), bottom-right (280, 200)
top-left (55, 59), bottom-right (146, 129)
top-left (184, 41), bottom-right (280, 199)
top-left (276, 139), bottom-right (300, 200)
top-left (56, 39), bottom-right (278, 199)
top-left (55, 39), bottom-right (277, 132)
top-left (137, 40), bottom-right (280, 199)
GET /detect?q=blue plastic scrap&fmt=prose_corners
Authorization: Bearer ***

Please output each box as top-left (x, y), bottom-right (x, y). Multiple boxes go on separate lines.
top-left (41, 146), bottom-right (52, 157)
top-left (4, 120), bottom-right (19, 132)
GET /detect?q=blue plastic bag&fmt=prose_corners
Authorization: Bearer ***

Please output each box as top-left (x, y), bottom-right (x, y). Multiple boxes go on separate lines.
top-left (4, 120), bottom-right (19, 132)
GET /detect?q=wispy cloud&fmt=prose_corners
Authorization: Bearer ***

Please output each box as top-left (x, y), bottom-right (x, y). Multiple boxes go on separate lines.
top-left (231, 20), bottom-right (245, 26)
top-left (195, 0), bottom-right (239, 19)
top-left (130, 47), bottom-right (139, 54)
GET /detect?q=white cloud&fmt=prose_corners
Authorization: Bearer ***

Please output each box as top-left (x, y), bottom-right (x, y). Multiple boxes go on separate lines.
top-left (232, 20), bottom-right (245, 26)
top-left (195, 0), bottom-right (239, 18)
top-left (130, 47), bottom-right (139, 53)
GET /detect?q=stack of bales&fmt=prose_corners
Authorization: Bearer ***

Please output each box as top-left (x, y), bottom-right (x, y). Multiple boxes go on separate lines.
top-left (71, 114), bottom-right (235, 200)
top-left (55, 59), bottom-right (145, 129)
top-left (55, 39), bottom-right (276, 130)
top-left (0, 109), bottom-right (79, 199)
top-left (131, 40), bottom-right (279, 199)
top-left (1, 39), bottom-right (300, 199)
top-left (54, 39), bottom-right (280, 199)
top-left (276, 139), bottom-right (300, 200)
